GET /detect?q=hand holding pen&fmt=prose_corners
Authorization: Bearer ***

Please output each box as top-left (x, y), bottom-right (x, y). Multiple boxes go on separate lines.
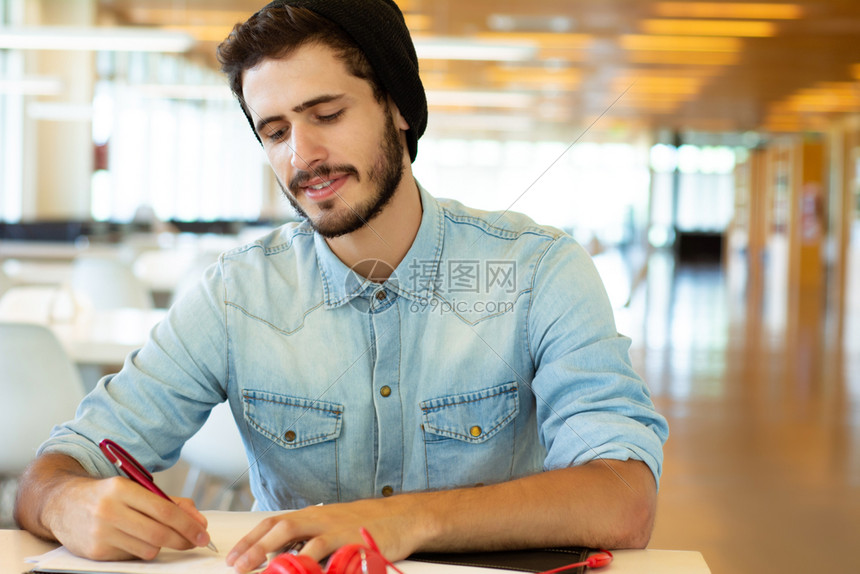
top-left (99, 438), bottom-right (218, 553)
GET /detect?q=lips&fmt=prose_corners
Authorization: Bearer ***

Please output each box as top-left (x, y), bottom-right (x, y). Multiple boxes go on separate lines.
top-left (301, 174), bottom-right (347, 202)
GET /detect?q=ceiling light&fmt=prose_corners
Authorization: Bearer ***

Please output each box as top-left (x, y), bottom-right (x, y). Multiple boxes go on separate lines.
top-left (477, 32), bottom-right (592, 49)
top-left (125, 8), bottom-right (252, 25)
top-left (641, 19), bottom-right (778, 37)
top-left (476, 33), bottom-right (593, 62)
top-left (0, 26), bottom-right (195, 52)
top-left (413, 37), bottom-right (537, 61)
top-left (627, 51), bottom-right (740, 66)
top-left (488, 66), bottom-right (583, 90)
top-left (653, 2), bottom-right (804, 20)
top-left (428, 112), bottom-right (535, 133)
top-left (487, 14), bottom-right (575, 33)
top-left (164, 25), bottom-right (233, 43)
top-left (426, 90), bottom-right (535, 108)
top-left (621, 35), bottom-right (743, 52)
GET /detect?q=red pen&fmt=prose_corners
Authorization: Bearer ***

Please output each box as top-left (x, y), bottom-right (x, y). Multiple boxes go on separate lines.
top-left (99, 438), bottom-right (218, 552)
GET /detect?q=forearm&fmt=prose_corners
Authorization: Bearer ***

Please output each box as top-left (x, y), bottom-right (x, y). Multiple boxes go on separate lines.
top-left (14, 453), bottom-right (92, 541)
top-left (403, 459), bottom-right (656, 553)
top-left (229, 459), bottom-right (655, 572)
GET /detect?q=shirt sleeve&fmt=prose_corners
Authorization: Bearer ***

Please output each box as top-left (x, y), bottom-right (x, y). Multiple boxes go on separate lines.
top-left (526, 235), bottom-right (669, 486)
top-left (38, 258), bottom-right (230, 476)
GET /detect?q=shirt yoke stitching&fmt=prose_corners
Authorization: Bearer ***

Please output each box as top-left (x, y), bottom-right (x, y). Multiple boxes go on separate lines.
top-left (441, 209), bottom-right (562, 241)
top-left (225, 300), bottom-right (325, 336)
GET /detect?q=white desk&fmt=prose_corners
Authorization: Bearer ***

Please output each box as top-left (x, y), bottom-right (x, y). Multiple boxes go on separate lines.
top-left (1, 259), bottom-right (73, 286)
top-left (0, 528), bottom-right (709, 574)
top-left (0, 240), bottom-right (115, 262)
top-left (49, 308), bottom-right (167, 366)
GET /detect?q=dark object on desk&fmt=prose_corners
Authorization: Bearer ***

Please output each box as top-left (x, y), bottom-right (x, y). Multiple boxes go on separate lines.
top-left (407, 547), bottom-right (591, 574)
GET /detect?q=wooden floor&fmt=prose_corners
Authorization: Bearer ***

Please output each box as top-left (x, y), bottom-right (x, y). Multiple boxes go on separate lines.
top-left (615, 251), bottom-right (860, 574)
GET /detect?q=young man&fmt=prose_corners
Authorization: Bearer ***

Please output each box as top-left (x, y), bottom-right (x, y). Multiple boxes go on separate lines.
top-left (15, 1), bottom-right (668, 572)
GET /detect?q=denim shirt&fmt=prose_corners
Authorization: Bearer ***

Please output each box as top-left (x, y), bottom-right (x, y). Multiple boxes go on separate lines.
top-left (42, 185), bottom-right (668, 511)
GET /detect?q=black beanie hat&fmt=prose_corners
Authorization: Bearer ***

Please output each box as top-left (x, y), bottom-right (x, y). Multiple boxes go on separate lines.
top-left (261, 0), bottom-right (427, 162)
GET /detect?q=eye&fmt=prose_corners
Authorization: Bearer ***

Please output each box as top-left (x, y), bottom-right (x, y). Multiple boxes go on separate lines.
top-left (266, 127), bottom-right (289, 143)
top-left (317, 110), bottom-right (344, 123)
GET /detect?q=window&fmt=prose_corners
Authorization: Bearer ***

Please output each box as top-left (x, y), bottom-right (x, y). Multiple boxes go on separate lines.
top-left (413, 138), bottom-right (650, 247)
top-left (90, 52), bottom-right (271, 223)
top-left (649, 143), bottom-right (737, 234)
top-left (0, 0), bottom-right (25, 222)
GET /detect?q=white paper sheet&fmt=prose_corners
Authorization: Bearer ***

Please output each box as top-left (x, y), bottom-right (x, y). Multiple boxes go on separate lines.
top-left (26, 511), bottom-right (283, 574)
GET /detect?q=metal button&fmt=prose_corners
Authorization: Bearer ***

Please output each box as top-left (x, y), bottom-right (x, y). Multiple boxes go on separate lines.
top-left (381, 485), bottom-right (394, 497)
top-left (375, 290), bottom-right (387, 301)
top-left (284, 430), bottom-right (296, 442)
top-left (380, 385), bottom-right (392, 397)
top-left (469, 426), bottom-right (482, 437)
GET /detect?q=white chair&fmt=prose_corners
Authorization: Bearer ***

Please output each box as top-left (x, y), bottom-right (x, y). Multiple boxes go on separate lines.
top-left (0, 323), bottom-right (86, 526)
top-left (71, 256), bottom-right (153, 310)
top-left (180, 402), bottom-right (253, 510)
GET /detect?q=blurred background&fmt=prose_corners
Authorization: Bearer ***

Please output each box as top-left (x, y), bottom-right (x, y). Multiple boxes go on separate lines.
top-left (1, 1), bottom-right (859, 573)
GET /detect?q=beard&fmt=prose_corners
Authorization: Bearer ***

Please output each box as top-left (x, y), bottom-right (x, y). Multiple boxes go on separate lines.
top-left (279, 107), bottom-right (405, 239)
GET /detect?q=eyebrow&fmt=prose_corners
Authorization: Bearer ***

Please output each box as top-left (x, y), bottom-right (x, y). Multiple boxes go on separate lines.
top-left (254, 93), bottom-right (346, 135)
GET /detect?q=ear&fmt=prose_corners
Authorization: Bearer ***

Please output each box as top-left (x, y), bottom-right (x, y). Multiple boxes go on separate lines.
top-left (388, 97), bottom-right (410, 131)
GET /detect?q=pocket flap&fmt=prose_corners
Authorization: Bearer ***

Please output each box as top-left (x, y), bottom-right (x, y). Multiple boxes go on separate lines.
top-left (242, 390), bottom-right (343, 449)
top-left (420, 382), bottom-right (518, 443)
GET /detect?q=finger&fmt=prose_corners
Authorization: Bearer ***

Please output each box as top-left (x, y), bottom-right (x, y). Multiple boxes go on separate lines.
top-left (60, 516), bottom-right (146, 562)
top-left (173, 496), bottom-right (209, 528)
top-left (112, 501), bottom-right (201, 553)
top-left (120, 489), bottom-right (211, 550)
top-left (297, 535), bottom-right (342, 563)
top-left (76, 500), bottom-right (177, 561)
top-left (229, 517), bottom-right (305, 573)
top-left (98, 526), bottom-right (165, 561)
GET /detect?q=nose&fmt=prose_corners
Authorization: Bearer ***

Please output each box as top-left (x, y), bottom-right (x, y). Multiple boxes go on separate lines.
top-left (289, 123), bottom-right (327, 170)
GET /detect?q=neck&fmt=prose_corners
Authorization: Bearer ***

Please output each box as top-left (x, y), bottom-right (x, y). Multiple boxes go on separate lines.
top-left (325, 174), bottom-right (422, 282)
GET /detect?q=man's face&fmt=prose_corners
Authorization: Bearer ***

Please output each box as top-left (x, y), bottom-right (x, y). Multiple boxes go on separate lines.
top-left (242, 42), bottom-right (409, 238)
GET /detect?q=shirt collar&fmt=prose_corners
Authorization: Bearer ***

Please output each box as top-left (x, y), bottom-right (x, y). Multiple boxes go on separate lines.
top-left (316, 183), bottom-right (444, 309)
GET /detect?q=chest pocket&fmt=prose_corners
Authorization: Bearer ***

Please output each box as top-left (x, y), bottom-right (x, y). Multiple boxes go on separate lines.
top-left (241, 390), bottom-right (343, 506)
top-left (243, 390), bottom-right (343, 447)
top-left (420, 382), bottom-right (519, 488)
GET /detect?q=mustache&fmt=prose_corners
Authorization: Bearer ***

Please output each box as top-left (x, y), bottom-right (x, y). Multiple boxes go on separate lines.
top-left (288, 164), bottom-right (360, 194)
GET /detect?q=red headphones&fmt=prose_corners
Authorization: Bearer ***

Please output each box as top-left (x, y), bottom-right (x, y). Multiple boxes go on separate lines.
top-left (263, 529), bottom-right (612, 574)
top-left (263, 528), bottom-right (404, 574)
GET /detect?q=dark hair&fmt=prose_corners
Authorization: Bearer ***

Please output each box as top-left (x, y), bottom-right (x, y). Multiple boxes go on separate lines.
top-left (217, 5), bottom-right (386, 132)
